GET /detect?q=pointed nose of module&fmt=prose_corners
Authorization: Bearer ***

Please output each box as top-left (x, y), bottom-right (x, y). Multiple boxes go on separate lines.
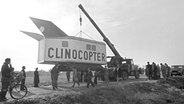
top-left (29, 17), bottom-right (68, 38)
top-left (20, 31), bottom-right (44, 41)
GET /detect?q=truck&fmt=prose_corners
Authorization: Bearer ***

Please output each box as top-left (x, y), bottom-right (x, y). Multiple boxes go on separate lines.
top-left (79, 4), bottom-right (140, 80)
top-left (171, 65), bottom-right (184, 76)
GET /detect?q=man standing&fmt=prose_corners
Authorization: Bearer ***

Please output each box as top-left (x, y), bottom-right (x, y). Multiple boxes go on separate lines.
top-left (51, 65), bottom-right (59, 90)
top-left (152, 62), bottom-right (157, 80)
top-left (34, 67), bottom-right (40, 87)
top-left (146, 62), bottom-right (152, 80)
top-left (0, 58), bottom-right (14, 101)
top-left (20, 66), bottom-right (26, 90)
top-left (165, 63), bottom-right (171, 78)
top-left (86, 68), bottom-right (94, 88)
top-left (156, 64), bottom-right (161, 79)
top-left (94, 71), bottom-right (98, 85)
top-left (72, 68), bottom-right (80, 87)
top-left (160, 63), bottom-right (166, 78)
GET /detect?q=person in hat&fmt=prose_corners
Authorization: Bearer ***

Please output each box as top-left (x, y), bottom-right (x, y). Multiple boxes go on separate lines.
top-left (0, 58), bottom-right (14, 101)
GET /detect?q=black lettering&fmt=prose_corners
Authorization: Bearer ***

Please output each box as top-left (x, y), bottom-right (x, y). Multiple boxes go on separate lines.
top-left (61, 48), bottom-right (63, 58)
top-left (72, 49), bottom-right (77, 59)
top-left (97, 53), bottom-right (101, 61)
top-left (78, 50), bottom-right (83, 60)
top-left (56, 48), bottom-right (60, 58)
top-left (93, 52), bottom-right (97, 61)
top-left (89, 52), bottom-right (93, 61)
top-left (65, 49), bottom-right (71, 59)
top-left (102, 53), bottom-right (106, 61)
top-left (84, 51), bottom-right (88, 60)
top-left (48, 48), bottom-right (54, 58)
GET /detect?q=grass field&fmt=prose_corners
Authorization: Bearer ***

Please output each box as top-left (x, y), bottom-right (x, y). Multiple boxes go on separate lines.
top-left (0, 71), bottom-right (72, 88)
top-left (26, 72), bottom-right (71, 87)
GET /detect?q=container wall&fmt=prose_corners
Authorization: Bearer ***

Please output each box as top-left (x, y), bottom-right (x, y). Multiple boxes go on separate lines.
top-left (39, 38), bottom-right (106, 64)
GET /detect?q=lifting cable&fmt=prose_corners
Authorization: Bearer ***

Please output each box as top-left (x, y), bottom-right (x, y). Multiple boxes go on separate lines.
top-left (79, 8), bottom-right (82, 37)
top-left (75, 7), bottom-right (94, 40)
top-left (75, 7), bottom-right (82, 37)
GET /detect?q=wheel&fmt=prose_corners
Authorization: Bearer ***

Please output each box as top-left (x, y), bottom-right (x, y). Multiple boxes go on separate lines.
top-left (134, 70), bottom-right (140, 79)
top-left (122, 71), bottom-right (128, 80)
top-left (10, 84), bottom-right (28, 99)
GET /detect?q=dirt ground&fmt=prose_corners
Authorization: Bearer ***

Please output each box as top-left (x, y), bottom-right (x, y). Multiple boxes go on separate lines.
top-left (2, 75), bottom-right (184, 104)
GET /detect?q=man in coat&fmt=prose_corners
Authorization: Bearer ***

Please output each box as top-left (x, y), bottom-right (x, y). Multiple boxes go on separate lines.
top-left (72, 68), bottom-right (80, 87)
top-left (0, 58), bottom-right (14, 101)
top-left (51, 65), bottom-right (59, 90)
top-left (165, 63), bottom-right (171, 78)
top-left (152, 62), bottom-right (157, 80)
top-left (160, 63), bottom-right (166, 78)
top-left (94, 71), bottom-right (98, 85)
top-left (86, 67), bottom-right (94, 88)
top-left (34, 67), bottom-right (40, 87)
top-left (146, 62), bottom-right (152, 80)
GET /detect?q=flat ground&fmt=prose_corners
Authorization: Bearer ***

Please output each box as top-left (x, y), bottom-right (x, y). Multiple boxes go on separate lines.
top-left (6, 75), bottom-right (149, 99)
top-left (2, 74), bottom-right (184, 104)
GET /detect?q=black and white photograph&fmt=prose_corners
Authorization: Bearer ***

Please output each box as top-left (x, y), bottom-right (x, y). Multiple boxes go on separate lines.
top-left (0, 0), bottom-right (184, 104)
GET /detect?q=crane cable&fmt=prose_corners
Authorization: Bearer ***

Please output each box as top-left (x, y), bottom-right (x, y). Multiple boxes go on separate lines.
top-left (76, 6), bottom-right (94, 40)
top-left (79, 8), bottom-right (82, 37)
top-left (79, 9), bottom-right (82, 27)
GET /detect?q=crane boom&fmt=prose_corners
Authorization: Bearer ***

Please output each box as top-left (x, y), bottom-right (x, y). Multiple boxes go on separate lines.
top-left (78, 4), bottom-right (122, 58)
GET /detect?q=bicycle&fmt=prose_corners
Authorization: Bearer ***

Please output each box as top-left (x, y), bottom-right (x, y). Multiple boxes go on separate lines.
top-left (8, 72), bottom-right (28, 99)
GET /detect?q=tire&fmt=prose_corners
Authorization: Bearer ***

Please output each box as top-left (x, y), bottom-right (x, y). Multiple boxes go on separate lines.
top-left (134, 70), bottom-right (140, 79)
top-left (122, 71), bottom-right (128, 80)
top-left (10, 84), bottom-right (28, 99)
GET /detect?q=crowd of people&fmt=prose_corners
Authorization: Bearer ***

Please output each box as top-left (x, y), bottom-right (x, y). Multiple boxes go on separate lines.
top-left (145, 62), bottom-right (171, 80)
top-left (50, 64), bottom-right (100, 90)
top-left (0, 58), bottom-right (101, 102)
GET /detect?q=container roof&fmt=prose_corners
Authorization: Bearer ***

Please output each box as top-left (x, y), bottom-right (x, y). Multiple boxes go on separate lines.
top-left (46, 36), bottom-right (106, 45)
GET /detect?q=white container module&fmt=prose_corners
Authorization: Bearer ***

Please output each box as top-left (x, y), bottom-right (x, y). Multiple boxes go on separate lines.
top-left (38, 36), bottom-right (106, 65)
top-left (21, 17), bottom-right (107, 67)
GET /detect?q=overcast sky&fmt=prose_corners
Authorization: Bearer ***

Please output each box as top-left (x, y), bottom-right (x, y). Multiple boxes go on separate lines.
top-left (0, 0), bottom-right (184, 71)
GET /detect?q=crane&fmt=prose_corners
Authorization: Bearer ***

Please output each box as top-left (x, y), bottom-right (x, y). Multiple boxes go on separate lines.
top-left (78, 4), bottom-right (140, 80)
top-left (78, 4), bottom-right (121, 58)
